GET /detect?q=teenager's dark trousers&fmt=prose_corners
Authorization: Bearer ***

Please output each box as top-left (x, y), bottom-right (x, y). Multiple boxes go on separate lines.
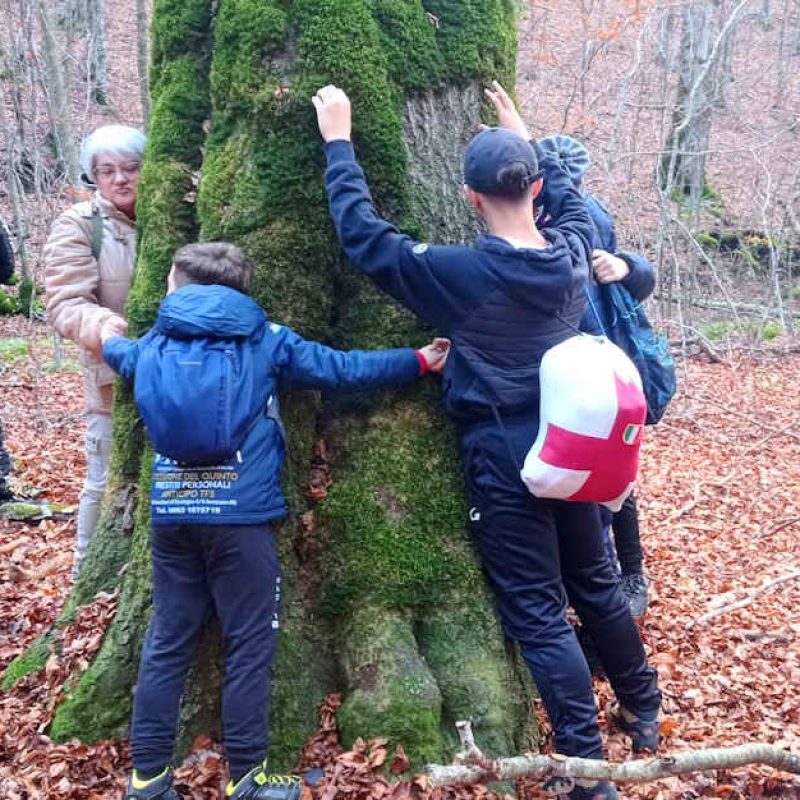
top-left (460, 419), bottom-right (660, 759)
top-left (612, 492), bottom-right (644, 575)
top-left (131, 523), bottom-right (280, 781)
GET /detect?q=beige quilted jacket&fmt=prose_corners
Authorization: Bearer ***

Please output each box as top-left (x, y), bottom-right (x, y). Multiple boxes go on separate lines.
top-left (44, 194), bottom-right (136, 415)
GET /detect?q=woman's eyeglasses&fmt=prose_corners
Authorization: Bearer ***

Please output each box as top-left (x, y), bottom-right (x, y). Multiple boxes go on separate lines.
top-left (94, 163), bottom-right (141, 180)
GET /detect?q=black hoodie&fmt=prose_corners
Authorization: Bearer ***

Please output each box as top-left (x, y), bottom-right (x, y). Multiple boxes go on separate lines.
top-left (324, 140), bottom-right (593, 425)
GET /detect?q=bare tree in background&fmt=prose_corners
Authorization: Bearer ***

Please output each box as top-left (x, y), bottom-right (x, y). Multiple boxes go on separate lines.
top-left (0, 0), bottom-right (121, 309)
top-left (136, 0), bottom-right (149, 124)
top-left (36, 0), bottom-right (82, 184)
top-left (88, 0), bottom-right (108, 105)
top-left (0, 93), bottom-right (32, 286)
top-left (659, 0), bottom-right (745, 214)
top-left (59, 0), bottom-right (108, 106)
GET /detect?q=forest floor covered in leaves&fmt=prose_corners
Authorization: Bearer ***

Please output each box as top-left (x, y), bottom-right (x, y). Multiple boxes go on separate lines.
top-left (0, 318), bottom-right (799, 800)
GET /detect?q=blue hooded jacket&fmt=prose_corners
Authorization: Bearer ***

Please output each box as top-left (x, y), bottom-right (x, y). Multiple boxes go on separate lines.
top-left (580, 194), bottom-right (655, 334)
top-left (103, 284), bottom-right (421, 525)
top-left (323, 140), bottom-right (593, 426)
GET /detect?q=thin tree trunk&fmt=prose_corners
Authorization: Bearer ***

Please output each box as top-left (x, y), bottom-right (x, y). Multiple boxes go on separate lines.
top-left (660, 0), bottom-right (749, 216)
top-left (88, 0), bottom-right (108, 105)
top-left (135, 0), bottom-right (149, 123)
top-left (0, 85), bottom-right (31, 284)
top-left (35, 0), bottom-right (81, 184)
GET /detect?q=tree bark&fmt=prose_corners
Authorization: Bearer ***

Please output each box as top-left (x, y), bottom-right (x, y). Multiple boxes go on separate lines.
top-left (32, 0), bottom-right (535, 773)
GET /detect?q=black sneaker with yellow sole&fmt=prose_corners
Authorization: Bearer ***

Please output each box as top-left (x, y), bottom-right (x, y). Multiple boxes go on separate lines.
top-left (226, 765), bottom-right (302, 800)
top-left (125, 768), bottom-right (180, 800)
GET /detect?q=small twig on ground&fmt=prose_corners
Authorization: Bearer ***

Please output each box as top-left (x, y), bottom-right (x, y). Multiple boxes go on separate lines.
top-left (760, 516), bottom-right (800, 538)
top-left (669, 481), bottom-right (703, 521)
top-left (689, 568), bottom-right (800, 627)
top-left (427, 740), bottom-right (800, 788)
top-left (690, 393), bottom-right (800, 444)
top-left (741, 630), bottom-right (792, 644)
top-left (744, 423), bottom-right (800, 454)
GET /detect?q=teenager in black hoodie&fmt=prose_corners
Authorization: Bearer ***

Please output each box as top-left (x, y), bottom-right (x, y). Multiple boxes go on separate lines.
top-left (313, 82), bottom-right (661, 800)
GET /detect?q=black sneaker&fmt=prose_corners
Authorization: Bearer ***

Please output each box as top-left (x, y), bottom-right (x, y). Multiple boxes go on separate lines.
top-left (226, 765), bottom-right (302, 800)
top-left (613, 704), bottom-right (660, 753)
top-left (543, 777), bottom-right (619, 799)
top-left (125, 769), bottom-right (180, 800)
top-left (621, 573), bottom-right (649, 618)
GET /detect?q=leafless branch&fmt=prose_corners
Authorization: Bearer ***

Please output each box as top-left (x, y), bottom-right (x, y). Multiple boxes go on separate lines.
top-left (428, 722), bottom-right (800, 788)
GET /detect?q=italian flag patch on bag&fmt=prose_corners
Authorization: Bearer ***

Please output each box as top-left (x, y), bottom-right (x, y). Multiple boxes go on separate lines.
top-left (521, 334), bottom-right (646, 511)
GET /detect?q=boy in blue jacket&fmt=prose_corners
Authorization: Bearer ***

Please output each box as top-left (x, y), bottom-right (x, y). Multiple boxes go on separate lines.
top-left (537, 135), bottom-right (654, 618)
top-left (101, 242), bottom-right (448, 800)
top-left (313, 83), bottom-right (661, 800)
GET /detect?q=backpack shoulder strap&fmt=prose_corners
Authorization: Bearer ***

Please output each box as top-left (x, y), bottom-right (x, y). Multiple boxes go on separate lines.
top-left (583, 284), bottom-right (607, 336)
top-left (90, 205), bottom-right (104, 262)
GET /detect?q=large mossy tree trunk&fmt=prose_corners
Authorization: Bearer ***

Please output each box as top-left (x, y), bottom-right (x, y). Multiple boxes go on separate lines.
top-left (43, 0), bottom-right (536, 771)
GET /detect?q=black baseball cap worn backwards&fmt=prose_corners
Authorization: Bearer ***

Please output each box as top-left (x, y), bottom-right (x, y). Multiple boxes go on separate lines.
top-left (464, 127), bottom-right (541, 198)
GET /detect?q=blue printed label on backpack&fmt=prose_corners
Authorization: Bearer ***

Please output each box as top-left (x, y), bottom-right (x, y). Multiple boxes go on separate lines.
top-left (151, 455), bottom-right (242, 518)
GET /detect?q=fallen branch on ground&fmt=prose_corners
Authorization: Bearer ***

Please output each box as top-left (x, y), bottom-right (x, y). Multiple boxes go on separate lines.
top-left (426, 721), bottom-right (800, 788)
top-left (668, 335), bottom-right (723, 363)
top-left (689, 568), bottom-right (800, 627)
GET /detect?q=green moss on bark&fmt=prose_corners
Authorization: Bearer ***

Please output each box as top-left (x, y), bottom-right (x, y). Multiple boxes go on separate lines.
top-left (150, 0), bottom-right (213, 85)
top-left (50, 457), bottom-right (155, 742)
top-left (416, 601), bottom-right (534, 756)
top-left (423, 0), bottom-right (517, 83)
top-left (210, 0), bottom-right (289, 115)
top-left (338, 607), bottom-right (442, 763)
top-left (126, 160), bottom-right (203, 334)
top-left (2, 635), bottom-right (52, 690)
top-left (267, 592), bottom-right (337, 771)
top-left (320, 402), bottom-right (473, 614)
top-left (371, 0), bottom-right (445, 90)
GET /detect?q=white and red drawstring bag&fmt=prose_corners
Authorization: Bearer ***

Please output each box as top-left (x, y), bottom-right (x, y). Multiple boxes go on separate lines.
top-left (521, 334), bottom-right (646, 511)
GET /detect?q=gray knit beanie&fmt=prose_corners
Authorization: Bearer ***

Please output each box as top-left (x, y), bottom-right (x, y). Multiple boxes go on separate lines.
top-left (537, 135), bottom-right (590, 186)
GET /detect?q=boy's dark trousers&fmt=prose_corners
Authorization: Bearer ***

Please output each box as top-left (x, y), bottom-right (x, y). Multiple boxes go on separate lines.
top-left (131, 523), bottom-right (280, 782)
top-left (612, 493), bottom-right (644, 575)
top-left (461, 419), bottom-right (661, 759)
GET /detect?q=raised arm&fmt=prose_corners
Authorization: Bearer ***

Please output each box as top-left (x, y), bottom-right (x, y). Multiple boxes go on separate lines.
top-left (314, 86), bottom-right (492, 331)
top-left (483, 81), bottom-right (593, 263)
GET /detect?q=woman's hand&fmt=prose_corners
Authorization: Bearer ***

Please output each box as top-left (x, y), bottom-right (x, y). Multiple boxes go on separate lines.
top-left (484, 80), bottom-right (530, 140)
top-left (419, 337), bottom-right (451, 374)
top-left (99, 314), bottom-right (128, 345)
top-left (312, 85), bottom-right (352, 143)
top-left (592, 250), bottom-right (630, 284)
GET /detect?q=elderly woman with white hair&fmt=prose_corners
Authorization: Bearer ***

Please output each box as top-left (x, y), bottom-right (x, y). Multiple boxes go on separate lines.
top-left (44, 124), bottom-right (146, 576)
